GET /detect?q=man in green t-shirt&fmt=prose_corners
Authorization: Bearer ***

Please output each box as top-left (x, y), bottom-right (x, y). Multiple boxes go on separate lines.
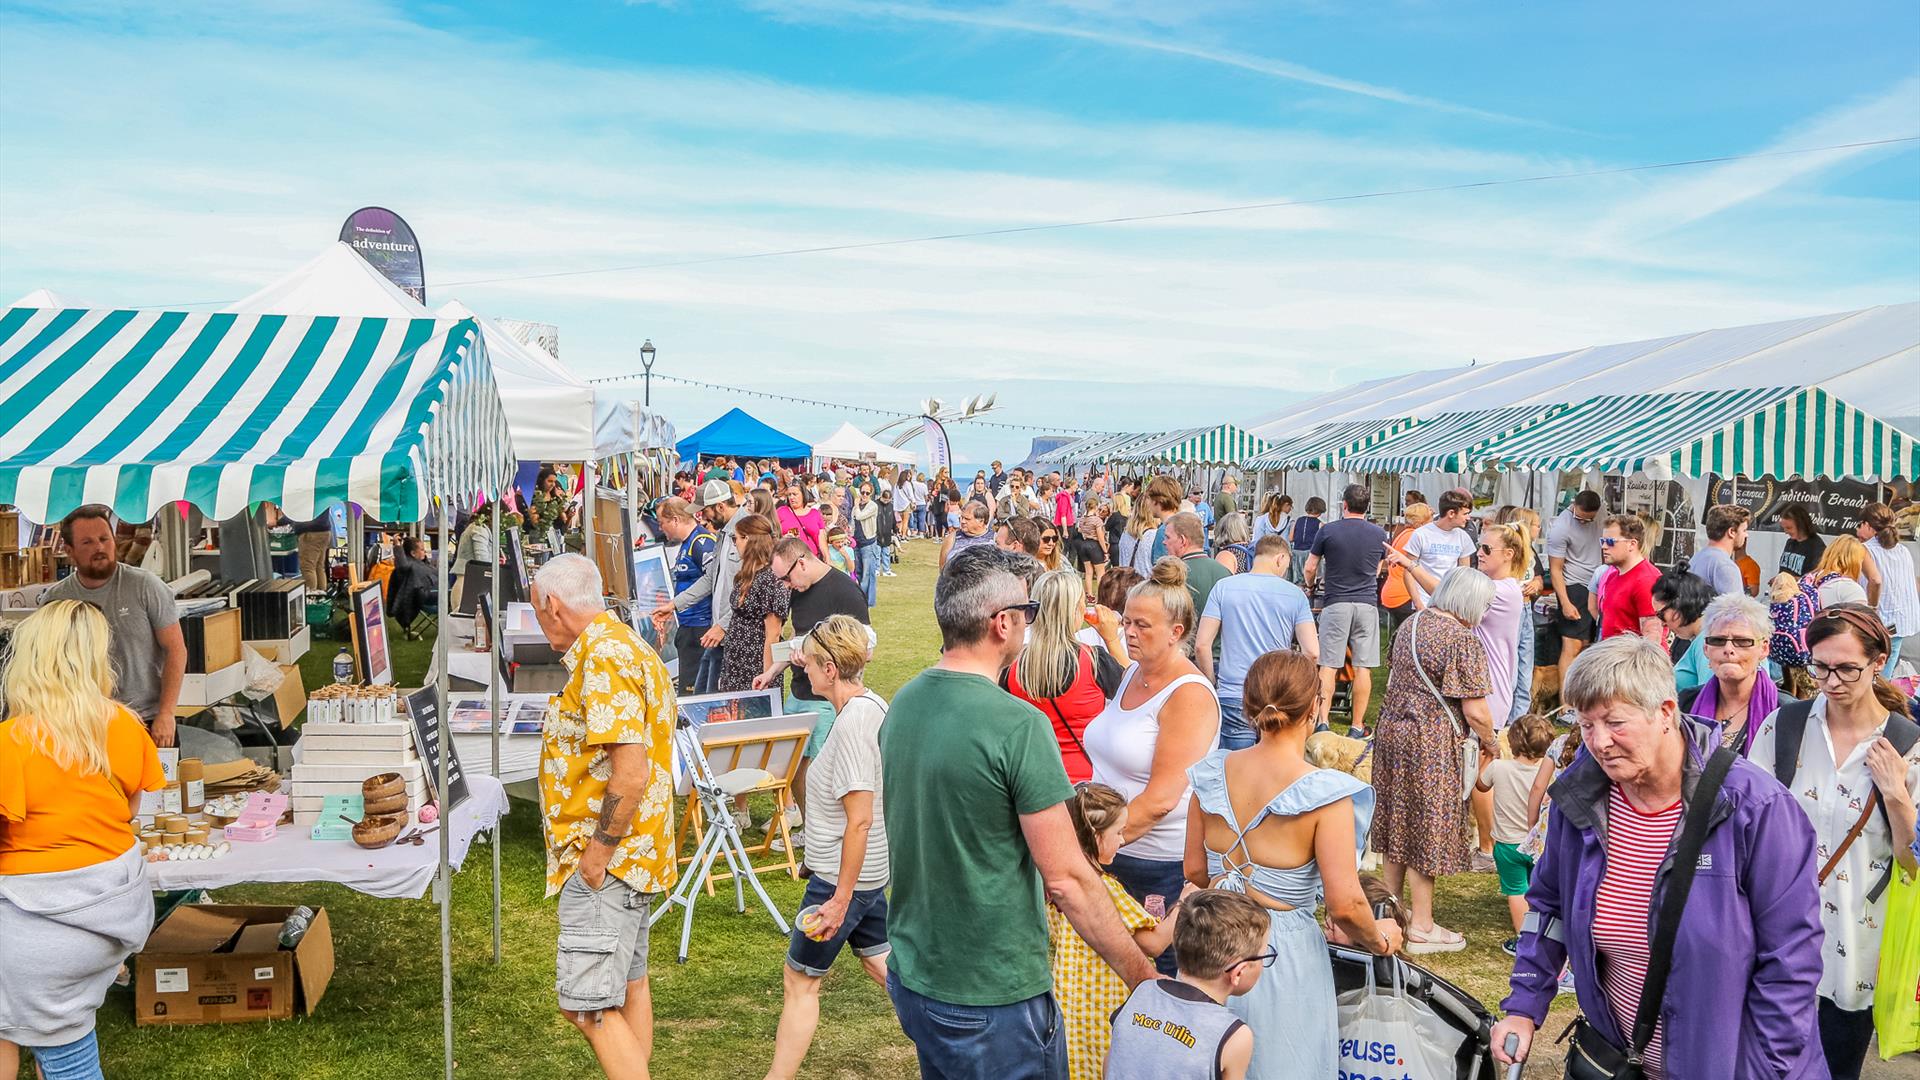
top-left (881, 546), bottom-right (1158, 1077)
top-left (1209, 474), bottom-right (1238, 527)
top-left (1164, 513), bottom-right (1228, 616)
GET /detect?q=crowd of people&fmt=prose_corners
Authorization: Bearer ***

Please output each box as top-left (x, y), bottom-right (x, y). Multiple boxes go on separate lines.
top-left (3, 464), bottom-right (1918, 1080)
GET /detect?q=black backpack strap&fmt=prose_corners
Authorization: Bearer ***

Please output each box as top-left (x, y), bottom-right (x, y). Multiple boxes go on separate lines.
top-left (1630, 746), bottom-right (1737, 1063)
top-left (1866, 712), bottom-right (1920, 903)
top-left (1771, 698), bottom-right (1818, 789)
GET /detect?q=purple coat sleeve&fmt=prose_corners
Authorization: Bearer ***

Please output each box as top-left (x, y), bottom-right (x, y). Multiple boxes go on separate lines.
top-left (1502, 804), bottom-right (1571, 1023)
top-left (1737, 788), bottom-right (1826, 1077)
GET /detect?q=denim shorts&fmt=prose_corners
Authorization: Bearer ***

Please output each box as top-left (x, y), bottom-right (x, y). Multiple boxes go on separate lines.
top-left (555, 872), bottom-right (654, 1013)
top-left (1217, 697), bottom-right (1257, 750)
top-left (786, 693), bottom-right (838, 758)
top-left (888, 972), bottom-right (1067, 1080)
top-left (786, 874), bottom-right (890, 977)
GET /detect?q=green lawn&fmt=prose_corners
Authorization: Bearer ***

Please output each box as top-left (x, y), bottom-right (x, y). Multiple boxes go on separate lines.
top-left (72, 540), bottom-right (1568, 1079)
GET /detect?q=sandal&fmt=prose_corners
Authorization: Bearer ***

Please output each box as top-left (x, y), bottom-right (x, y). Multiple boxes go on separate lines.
top-left (1405, 925), bottom-right (1466, 955)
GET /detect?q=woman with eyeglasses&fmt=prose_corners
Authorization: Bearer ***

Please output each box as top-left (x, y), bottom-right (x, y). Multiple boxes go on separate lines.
top-left (1748, 604), bottom-right (1919, 1080)
top-left (1084, 558), bottom-right (1221, 975)
top-left (1677, 593), bottom-right (1787, 755)
top-left (1184, 650), bottom-right (1401, 1080)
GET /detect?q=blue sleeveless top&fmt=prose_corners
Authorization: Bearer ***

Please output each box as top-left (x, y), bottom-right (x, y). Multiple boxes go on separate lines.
top-left (1186, 751), bottom-right (1374, 910)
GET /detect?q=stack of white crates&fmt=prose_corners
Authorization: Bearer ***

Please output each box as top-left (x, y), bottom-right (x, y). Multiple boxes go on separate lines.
top-left (290, 720), bottom-right (427, 826)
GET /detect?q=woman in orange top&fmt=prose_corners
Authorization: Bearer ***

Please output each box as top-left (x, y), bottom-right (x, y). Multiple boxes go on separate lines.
top-left (1380, 502), bottom-right (1434, 632)
top-left (2, 600), bottom-right (166, 1080)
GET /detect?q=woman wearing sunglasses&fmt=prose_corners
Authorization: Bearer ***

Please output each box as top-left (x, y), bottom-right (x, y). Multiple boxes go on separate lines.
top-left (1748, 604), bottom-right (1919, 1080)
top-left (1184, 650), bottom-right (1401, 1080)
top-left (1676, 593), bottom-right (1787, 756)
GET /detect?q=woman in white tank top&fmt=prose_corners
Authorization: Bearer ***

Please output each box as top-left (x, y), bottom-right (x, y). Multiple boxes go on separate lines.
top-left (1085, 557), bottom-right (1221, 975)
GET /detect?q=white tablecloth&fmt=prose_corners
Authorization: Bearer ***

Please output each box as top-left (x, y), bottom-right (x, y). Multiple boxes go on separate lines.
top-left (149, 775), bottom-right (510, 899)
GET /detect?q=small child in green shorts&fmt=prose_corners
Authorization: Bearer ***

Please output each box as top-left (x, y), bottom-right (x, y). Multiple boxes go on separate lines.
top-left (1477, 713), bottom-right (1555, 955)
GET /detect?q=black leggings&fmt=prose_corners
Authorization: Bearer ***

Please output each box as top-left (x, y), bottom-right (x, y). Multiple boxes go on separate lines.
top-left (1818, 996), bottom-right (1874, 1080)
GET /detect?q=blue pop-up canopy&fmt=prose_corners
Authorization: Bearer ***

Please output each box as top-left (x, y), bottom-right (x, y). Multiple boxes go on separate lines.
top-left (674, 407), bottom-right (811, 461)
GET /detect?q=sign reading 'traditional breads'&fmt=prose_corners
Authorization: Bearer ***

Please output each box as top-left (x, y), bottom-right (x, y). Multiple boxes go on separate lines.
top-left (1707, 474), bottom-right (1888, 536)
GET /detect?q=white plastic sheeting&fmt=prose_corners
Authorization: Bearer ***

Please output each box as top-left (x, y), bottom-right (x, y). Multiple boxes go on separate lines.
top-left (811, 421), bottom-right (916, 465)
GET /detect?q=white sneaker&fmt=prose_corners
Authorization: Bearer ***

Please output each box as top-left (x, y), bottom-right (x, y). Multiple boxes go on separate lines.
top-left (769, 834), bottom-right (803, 853)
top-left (730, 809), bottom-right (752, 832)
top-left (784, 805), bottom-right (804, 828)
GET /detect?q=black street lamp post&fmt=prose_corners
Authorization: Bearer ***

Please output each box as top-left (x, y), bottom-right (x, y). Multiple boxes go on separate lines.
top-left (639, 339), bottom-right (657, 406)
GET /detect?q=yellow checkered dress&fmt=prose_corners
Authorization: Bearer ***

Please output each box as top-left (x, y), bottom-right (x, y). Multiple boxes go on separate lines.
top-left (1048, 872), bottom-right (1157, 1080)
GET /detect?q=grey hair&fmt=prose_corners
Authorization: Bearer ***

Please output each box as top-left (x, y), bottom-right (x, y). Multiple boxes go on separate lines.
top-left (1214, 511), bottom-right (1251, 546)
top-left (1428, 567), bottom-right (1495, 628)
top-left (1701, 592), bottom-right (1774, 641)
top-left (934, 545), bottom-right (1029, 651)
top-left (532, 553), bottom-right (604, 613)
top-left (1563, 633), bottom-right (1677, 718)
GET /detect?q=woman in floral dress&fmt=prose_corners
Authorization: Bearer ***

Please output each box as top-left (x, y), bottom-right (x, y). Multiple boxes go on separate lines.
top-left (719, 514), bottom-right (790, 692)
top-left (1371, 568), bottom-right (1497, 954)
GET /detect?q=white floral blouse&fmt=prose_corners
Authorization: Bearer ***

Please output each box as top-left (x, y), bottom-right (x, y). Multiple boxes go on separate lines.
top-left (1748, 698), bottom-right (1920, 1011)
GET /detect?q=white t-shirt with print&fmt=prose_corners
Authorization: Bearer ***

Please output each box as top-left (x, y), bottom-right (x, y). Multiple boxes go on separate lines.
top-left (1404, 522), bottom-right (1475, 606)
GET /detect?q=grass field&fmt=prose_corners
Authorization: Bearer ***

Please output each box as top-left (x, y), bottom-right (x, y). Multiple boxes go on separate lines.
top-left (72, 540), bottom-right (1576, 1079)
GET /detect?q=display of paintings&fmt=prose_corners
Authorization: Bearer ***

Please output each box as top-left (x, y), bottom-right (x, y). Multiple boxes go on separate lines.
top-left (677, 689), bottom-right (780, 729)
top-left (632, 545), bottom-right (674, 609)
top-left (510, 699), bottom-right (547, 734)
top-left (448, 699), bottom-right (495, 734)
top-left (445, 694), bottom-right (550, 735)
top-left (350, 580), bottom-right (393, 685)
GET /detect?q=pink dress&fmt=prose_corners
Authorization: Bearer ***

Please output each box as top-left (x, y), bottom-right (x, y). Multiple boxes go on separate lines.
top-left (777, 505), bottom-right (825, 556)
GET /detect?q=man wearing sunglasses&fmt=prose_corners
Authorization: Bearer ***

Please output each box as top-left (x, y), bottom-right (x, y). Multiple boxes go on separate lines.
top-left (881, 546), bottom-right (1156, 1076)
top-left (1547, 490), bottom-right (1605, 682)
top-left (1598, 514), bottom-right (1663, 643)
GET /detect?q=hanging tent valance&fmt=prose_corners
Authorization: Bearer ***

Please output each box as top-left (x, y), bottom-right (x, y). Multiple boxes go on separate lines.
top-left (1470, 385), bottom-right (1920, 481)
top-left (0, 307), bottom-right (516, 522)
top-left (1245, 415), bottom-right (1421, 471)
top-left (1111, 424), bottom-right (1270, 467)
top-left (1338, 403), bottom-right (1571, 475)
top-left (1036, 433), bottom-right (1107, 465)
top-left (1059, 430), bottom-right (1167, 466)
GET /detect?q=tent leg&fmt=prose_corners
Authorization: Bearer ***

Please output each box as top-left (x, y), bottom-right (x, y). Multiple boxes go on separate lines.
top-left (436, 497), bottom-right (455, 1080)
top-left (489, 498), bottom-right (502, 966)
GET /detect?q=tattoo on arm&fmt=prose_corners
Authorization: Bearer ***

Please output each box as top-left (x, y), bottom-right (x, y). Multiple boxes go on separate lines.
top-left (593, 793), bottom-right (626, 848)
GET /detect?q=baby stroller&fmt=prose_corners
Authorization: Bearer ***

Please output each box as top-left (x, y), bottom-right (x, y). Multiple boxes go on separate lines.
top-left (1329, 946), bottom-right (1497, 1080)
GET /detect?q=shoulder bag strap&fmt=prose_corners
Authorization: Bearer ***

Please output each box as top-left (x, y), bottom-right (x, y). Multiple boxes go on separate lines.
top-left (1408, 612), bottom-right (1469, 742)
top-left (1629, 746), bottom-right (1736, 1061)
top-left (1864, 713), bottom-right (1920, 902)
top-left (1771, 698), bottom-right (1817, 788)
top-left (1819, 790), bottom-right (1882, 886)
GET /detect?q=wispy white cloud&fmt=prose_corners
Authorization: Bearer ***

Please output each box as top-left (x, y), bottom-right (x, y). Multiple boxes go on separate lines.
top-left (748, 0), bottom-right (1559, 128)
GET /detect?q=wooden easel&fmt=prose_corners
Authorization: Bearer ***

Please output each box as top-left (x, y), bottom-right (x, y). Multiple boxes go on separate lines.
top-left (675, 722), bottom-right (809, 894)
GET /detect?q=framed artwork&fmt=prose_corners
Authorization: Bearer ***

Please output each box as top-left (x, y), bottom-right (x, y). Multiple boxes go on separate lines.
top-left (502, 527), bottom-right (529, 604)
top-left (677, 688), bottom-right (780, 730)
top-left (348, 580), bottom-right (393, 685)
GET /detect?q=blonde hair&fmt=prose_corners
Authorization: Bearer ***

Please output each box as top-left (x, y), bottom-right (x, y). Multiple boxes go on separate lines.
top-left (3, 600), bottom-right (118, 778)
top-left (1403, 502), bottom-right (1434, 526)
top-left (1481, 521), bottom-right (1535, 579)
top-left (1816, 535), bottom-right (1869, 580)
top-left (798, 613), bottom-right (870, 683)
top-left (1129, 557), bottom-right (1196, 647)
top-left (1015, 570), bottom-right (1088, 699)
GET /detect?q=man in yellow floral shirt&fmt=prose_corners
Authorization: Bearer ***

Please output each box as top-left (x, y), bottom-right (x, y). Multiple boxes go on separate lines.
top-left (531, 554), bottom-right (677, 1080)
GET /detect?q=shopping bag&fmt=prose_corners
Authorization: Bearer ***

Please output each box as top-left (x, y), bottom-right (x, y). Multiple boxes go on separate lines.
top-left (1875, 865), bottom-right (1920, 1060)
top-left (1336, 959), bottom-right (1464, 1080)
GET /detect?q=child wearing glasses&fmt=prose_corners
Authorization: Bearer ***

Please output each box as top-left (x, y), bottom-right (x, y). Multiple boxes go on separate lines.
top-left (1104, 889), bottom-right (1265, 1080)
top-left (1050, 782), bottom-right (1188, 1080)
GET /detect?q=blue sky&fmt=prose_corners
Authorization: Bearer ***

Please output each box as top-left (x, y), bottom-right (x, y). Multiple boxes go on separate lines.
top-left (2, 0), bottom-right (1916, 465)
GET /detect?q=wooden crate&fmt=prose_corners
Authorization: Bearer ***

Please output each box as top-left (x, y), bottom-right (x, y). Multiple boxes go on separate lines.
top-left (181, 608), bottom-right (243, 673)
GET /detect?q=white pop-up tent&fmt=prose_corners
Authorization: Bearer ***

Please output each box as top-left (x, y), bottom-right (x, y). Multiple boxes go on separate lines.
top-left (813, 421), bottom-right (916, 465)
top-left (225, 242), bottom-right (432, 318)
top-left (438, 299), bottom-right (600, 462)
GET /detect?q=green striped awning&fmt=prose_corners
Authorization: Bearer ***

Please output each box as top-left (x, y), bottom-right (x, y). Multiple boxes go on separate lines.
top-left (1036, 433), bottom-right (1106, 465)
top-left (1471, 386), bottom-right (1920, 480)
top-left (1060, 430), bottom-right (1166, 465)
top-left (0, 307), bottom-right (517, 523)
top-left (1246, 416), bottom-right (1420, 470)
top-left (1112, 424), bottom-right (1269, 467)
top-left (1340, 403), bottom-right (1570, 474)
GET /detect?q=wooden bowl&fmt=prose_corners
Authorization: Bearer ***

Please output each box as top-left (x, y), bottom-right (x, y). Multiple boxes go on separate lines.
top-left (362, 793), bottom-right (409, 817)
top-left (362, 773), bottom-right (406, 802)
top-left (352, 814), bottom-right (406, 849)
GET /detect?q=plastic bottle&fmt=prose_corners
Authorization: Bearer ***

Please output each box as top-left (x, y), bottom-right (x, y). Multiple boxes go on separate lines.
top-left (278, 905), bottom-right (315, 948)
top-left (333, 648), bottom-right (354, 684)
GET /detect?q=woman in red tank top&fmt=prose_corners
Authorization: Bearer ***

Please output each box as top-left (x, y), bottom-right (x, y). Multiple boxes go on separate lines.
top-left (1002, 569), bottom-right (1126, 781)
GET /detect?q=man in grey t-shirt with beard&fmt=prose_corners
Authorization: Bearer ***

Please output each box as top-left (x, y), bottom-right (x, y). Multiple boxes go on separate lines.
top-left (45, 504), bottom-right (186, 746)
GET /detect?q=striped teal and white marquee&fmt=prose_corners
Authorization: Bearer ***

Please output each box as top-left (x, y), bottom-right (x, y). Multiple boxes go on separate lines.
top-left (0, 307), bottom-right (517, 523)
top-left (1111, 424), bottom-right (1269, 468)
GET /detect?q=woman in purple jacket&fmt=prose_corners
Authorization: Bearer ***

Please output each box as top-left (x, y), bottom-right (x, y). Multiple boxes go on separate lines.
top-left (1492, 634), bottom-right (1827, 1079)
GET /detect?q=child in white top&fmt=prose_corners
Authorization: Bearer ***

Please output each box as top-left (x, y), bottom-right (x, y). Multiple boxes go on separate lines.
top-left (1477, 713), bottom-right (1555, 953)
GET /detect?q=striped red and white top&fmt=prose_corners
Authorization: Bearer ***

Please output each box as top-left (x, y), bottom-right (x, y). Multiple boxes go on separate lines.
top-left (1590, 784), bottom-right (1682, 1078)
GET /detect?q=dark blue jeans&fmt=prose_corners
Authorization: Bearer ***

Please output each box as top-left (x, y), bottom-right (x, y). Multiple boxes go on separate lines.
top-left (888, 971), bottom-right (1067, 1080)
top-left (1105, 851), bottom-right (1186, 976)
top-left (694, 643), bottom-right (723, 695)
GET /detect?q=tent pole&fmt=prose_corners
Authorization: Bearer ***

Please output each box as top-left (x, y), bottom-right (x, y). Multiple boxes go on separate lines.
top-left (584, 459), bottom-right (596, 572)
top-left (489, 496), bottom-right (502, 966)
top-left (348, 504), bottom-right (365, 582)
top-left (436, 482), bottom-right (455, 1080)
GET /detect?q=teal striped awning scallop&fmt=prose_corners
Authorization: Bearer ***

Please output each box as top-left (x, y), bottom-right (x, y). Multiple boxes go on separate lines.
top-left (1059, 430), bottom-right (1167, 466)
top-left (1469, 386), bottom-right (1920, 480)
top-left (1111, 424), bottom-right (1270, 467)
top-left (1245, 415), bottom-right (1421, 471)
top-left (1339, 403), bottom-right (1571, 475)
top-left (0, 307), bottom-right (518, 523)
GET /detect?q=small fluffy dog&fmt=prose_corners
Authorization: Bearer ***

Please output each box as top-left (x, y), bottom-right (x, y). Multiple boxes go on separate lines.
top-left (1305, 730), bottom-right (1372, 786)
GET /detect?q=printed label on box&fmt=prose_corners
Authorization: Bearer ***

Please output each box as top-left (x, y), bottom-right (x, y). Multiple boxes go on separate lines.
top-left (153, 968), bottom-right (189, 994)
top-left (253, 966), bottom-right (276, 981)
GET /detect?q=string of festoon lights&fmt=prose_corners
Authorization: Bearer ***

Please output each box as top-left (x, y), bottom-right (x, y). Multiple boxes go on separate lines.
top-left (589, 370), bottom-right (1122, 437)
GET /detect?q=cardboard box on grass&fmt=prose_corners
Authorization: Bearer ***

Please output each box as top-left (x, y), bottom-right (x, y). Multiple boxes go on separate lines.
top-left (136, 904), bottom-right (333, 1026)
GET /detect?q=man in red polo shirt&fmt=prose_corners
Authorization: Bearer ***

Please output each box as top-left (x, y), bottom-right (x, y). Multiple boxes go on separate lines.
top-left (1598, 514), bottom-right (1663, 644)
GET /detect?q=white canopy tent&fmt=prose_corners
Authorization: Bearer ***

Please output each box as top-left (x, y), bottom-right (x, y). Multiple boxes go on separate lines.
top-left (224, 242), bottom-right (432, 318)
top-left (439, 300), bottom-right (601, 462)
top-left (6, 288), bottom-right (73, 309)
top-left (812, 421), bottom-right (916, 465)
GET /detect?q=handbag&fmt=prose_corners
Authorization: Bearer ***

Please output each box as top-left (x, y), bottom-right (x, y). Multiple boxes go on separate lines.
top-left (1559, 746), bottom-right (1737, 1080)
top-left (1408, 610), bottom-right (1478, 802)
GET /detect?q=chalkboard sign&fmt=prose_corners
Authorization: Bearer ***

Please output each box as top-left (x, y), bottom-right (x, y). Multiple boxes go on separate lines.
top-left (502, 527), bottom-right (529, 604)
top-left (405, 686), bottom-right (471, 813)
top-left (1707, 474), bottom-right (1888, 537)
